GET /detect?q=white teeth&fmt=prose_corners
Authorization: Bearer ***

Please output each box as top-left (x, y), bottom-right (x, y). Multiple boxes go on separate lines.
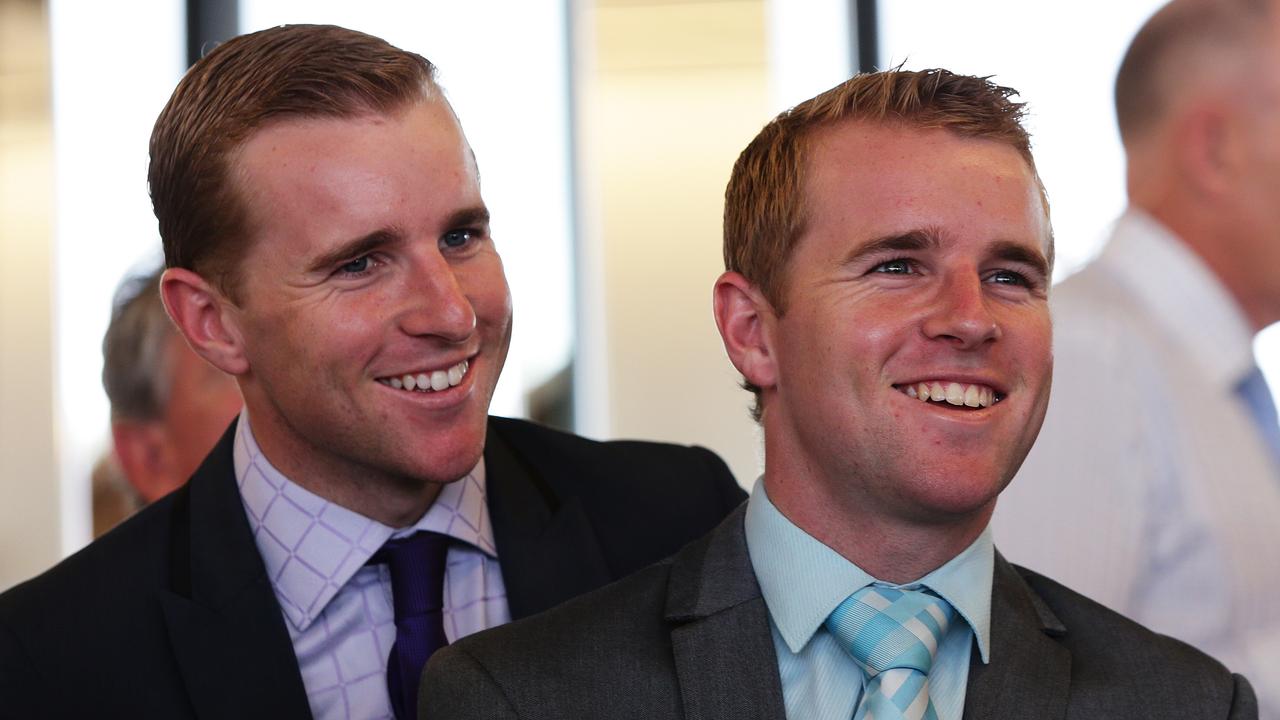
top-left (902, 381), bottom-right (999, 409)
top-left (379, 360), bottom-right (471, 393)
top-left (430, 370), bottom-right (449, 391)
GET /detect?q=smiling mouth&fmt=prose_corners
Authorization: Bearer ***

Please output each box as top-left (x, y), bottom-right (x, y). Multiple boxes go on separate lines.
top-left (893, 381), bottom-right (1002, 409)
top-left (376, 359), bottom-right (470, 393)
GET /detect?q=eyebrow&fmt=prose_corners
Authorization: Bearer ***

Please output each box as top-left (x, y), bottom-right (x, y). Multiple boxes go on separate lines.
top-left (988, 239), bottom-right (1051, 279)
top-left (843, 228), bottom-right (1050, 279)
top-left (842, 230), bottom-right (939, 267)
top-left (307, 229), bottom-right (401, 274)
top-left (447, 205), bottom-right (491, 231)
top-left (305, 204), bottom-right (492, 274)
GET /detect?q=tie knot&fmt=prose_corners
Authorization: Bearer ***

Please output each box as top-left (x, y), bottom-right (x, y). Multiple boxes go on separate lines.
top-left (825, 586), bottom-right (954, 676)
top-left (368, 531), bottom-right (451, 617)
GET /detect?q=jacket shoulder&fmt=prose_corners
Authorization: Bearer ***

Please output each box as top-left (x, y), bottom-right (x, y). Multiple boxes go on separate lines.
top-left (0, 492), bottom-right (185, 717)
top-left (424, 558), bottom-right (682, 717)
top-left (488, 416), bottom-right (745, 521)
top-left (489, 416), bottom-right (737, 484)
top-left (0, 490), bottom-right (178, 617)
top-left (1014, 564), bottom-right (1255, 714)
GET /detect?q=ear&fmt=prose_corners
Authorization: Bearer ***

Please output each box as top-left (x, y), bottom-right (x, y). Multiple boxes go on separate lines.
top-left (713, 271), bottom-right (779, 391)
top-left (1176, 100), bottom-right (1237, 198)
top-left (160, 268), bottom-right (250, 376)
top-left (111, 421), bottom-right (180, 503)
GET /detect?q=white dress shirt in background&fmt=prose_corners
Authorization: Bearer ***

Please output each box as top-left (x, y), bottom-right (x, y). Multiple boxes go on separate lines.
top-left (994, 209), bottom-right (1280, 716)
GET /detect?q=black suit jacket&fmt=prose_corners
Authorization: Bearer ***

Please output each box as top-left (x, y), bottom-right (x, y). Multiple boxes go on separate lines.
top-left (0, 416), bottom-right (744, 719)
top-left (422, 506), bottom-right (1258, 719)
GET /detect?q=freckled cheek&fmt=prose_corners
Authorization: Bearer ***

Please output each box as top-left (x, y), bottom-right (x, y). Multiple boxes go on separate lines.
top-left (855, 321), bottom-right (904, 350)
top-left (1008, 322), bottom-right (1053, 389)
top-left (280, 302), bottom-right (385, 365)
top-left (455, 258), bottom-right (512, 321)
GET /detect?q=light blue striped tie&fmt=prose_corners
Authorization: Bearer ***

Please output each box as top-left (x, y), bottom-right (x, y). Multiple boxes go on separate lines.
top-left (1237, 365), bottom-right (1280, 472)
top-left (825, 586), bottom-right (953, 720)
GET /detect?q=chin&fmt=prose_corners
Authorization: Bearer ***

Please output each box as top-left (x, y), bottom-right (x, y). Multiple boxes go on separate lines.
top-left (909, 468), bottom-right (1007, 520)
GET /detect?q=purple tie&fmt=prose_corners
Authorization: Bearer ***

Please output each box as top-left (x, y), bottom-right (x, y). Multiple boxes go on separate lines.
top-left (368, 531), bottom-right (451, 719)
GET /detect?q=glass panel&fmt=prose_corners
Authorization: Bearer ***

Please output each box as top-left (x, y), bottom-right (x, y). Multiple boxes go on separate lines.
top-left (50, 0), bottom-right (186, 552)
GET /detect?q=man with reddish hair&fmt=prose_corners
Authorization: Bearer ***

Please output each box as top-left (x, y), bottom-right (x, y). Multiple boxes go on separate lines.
top-left (422, 68), bottom-right (1255, 719)
top-left (0, 24), bottom-right (743, 719)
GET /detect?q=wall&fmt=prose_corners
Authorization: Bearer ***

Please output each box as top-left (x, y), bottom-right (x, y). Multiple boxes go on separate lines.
top-left (576, 0), bottom-right (772, 486)
top-left (0, 0), bottom-right (59, 590)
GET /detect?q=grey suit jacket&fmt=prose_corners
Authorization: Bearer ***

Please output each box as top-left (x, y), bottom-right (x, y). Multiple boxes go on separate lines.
top-left (421, 506), bottom-right (1257, 719)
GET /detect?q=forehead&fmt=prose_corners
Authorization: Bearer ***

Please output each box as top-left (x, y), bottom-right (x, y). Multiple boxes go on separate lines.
top-left (228, 100), bottom-right (479, 261)
top-left (801, 121), bottom-right (1049, 256)
top-left (234, 99), bottom-right (474, 194)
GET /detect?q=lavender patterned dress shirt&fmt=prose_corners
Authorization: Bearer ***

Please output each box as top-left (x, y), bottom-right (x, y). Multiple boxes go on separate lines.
top-left (232, 412), bottom-right (511, 720)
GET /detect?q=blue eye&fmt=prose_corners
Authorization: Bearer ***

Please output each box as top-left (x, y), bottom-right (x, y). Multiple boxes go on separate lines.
top-left (988, 269), bottom-right (1029, 286)
top-left (442, 229), bottom-right (475, 248)
top-left (872, 258), bottom-right (914, 274)
top-left (338, 256), bottom-right (372, 274)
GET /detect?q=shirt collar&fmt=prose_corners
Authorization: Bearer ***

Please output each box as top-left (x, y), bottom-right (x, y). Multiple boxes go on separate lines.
top-left (744, 478), bottom-right (993, 663)
top-left (1100, 208), bottom-right (1256, 388)
top-left (232, 410), bottom-right (497, 631)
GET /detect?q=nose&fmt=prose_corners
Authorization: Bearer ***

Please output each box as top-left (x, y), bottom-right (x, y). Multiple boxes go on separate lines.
top-left (397, 252), bottom-right (477, 343)
top-left (921, 273), bottom-right (1000, 349)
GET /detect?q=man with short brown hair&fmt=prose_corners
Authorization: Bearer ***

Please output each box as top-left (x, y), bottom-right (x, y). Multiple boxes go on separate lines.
top-left (422, 68), bottom-right (1255, 719)
top-left (0, 24), bottom-right (744, 720)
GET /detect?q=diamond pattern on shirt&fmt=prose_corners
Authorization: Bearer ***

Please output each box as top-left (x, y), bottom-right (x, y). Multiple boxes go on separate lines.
top-left (232, 413), bottom-right (511, 720)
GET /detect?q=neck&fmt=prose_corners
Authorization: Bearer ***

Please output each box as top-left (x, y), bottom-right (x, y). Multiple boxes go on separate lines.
top-left (242, 415), bottom-right (448, 528)
top-left (1138, 198), bottom-right (1276, 332)
top-left (296, 474), bottom-right (444, 528)
top-left (762, 471), bottom-right (990, 584)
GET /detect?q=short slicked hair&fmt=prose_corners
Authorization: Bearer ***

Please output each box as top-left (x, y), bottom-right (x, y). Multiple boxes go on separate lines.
top-left (723, 67), bottom-right (1050, 420)
top-left (1115, 0), bottom-right (1273, 148)
top-left (148, 24), bottom-right (439, 299)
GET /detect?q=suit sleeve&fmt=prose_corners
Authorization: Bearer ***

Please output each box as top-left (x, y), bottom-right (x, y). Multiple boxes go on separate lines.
top-left (420, 645), bottom-right (520, 720)
top-left (1228, 674), bottom-right (1260, 720)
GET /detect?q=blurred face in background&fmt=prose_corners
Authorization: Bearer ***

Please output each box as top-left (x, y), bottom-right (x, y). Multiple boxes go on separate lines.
top-left (112, 333), bottom-right (242, 502)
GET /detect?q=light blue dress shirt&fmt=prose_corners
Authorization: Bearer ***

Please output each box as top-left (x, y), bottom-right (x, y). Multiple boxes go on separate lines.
top-left (744, 479), bottom-right (992, 720)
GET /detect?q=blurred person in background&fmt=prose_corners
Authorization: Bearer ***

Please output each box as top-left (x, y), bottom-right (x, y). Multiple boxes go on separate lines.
top-left (995, 0), bottom-right (1280, 713)
top-left (93, 266), bottom-right (242, 535)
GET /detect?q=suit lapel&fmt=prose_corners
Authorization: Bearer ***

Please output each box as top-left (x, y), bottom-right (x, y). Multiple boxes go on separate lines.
top-left (160, 422), bottom-right (312, 719)
top-left (665, 507), bottom-right (786, 720)
top-left (963, 553), bottom-right (1071, 720)
top-left (484, 419), bottom-right (612, 620)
